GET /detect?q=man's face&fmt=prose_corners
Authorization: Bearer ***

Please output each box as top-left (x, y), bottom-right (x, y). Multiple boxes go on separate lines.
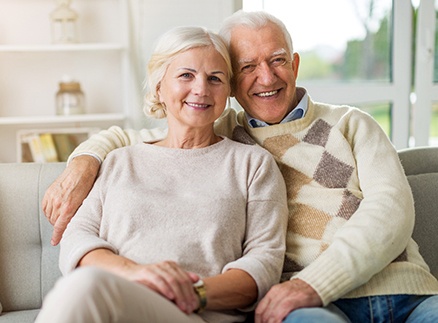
top-left (230, 22), bottom-right (299, 124)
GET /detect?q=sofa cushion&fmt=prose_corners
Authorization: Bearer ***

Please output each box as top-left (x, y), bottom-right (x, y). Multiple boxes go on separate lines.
top-left (407, 173), bottom-right (438, 278)
top-left (0, 163), bottom-right (64, 315)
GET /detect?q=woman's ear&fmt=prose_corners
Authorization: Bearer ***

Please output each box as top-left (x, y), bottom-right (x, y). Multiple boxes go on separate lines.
top-left (156, 82), bottom-right (162, 101)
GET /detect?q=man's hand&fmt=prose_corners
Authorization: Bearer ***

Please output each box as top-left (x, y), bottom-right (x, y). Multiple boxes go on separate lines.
top-left (255, 278), bottom-right (323, 323)
top-left (42, 155), bottom-right (100, 246)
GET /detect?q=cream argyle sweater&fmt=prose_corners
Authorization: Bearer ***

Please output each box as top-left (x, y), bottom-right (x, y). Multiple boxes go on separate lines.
top-left (71, 93), bottom-right (438, 306)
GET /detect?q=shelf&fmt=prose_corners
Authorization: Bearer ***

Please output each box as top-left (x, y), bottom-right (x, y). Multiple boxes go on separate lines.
top-left (0, 43), bottom-right (125, 53)
top-left (17, 127), bottom-right (100, 163)
top-left (0, 113), bottom-right (125, 126)
top-left (0, 0), bottom-right (131, 163)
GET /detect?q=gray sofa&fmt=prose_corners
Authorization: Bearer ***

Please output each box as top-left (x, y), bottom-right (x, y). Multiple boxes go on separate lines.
top-left (0, 147), bottom-right (437, 322)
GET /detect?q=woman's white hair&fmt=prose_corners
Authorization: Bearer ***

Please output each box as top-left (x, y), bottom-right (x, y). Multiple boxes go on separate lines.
top-left (143, 26), bottom-right (232, 119)
top-left (219, 10), bottom-right (294, 54)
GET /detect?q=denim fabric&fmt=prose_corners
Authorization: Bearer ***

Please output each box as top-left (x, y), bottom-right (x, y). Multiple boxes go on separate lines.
top-left (283, 295), bottom-right (438, 323)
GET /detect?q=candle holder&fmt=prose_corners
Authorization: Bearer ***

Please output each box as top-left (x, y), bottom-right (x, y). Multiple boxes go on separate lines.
top-left (50, 0), bottom-right (78, 44)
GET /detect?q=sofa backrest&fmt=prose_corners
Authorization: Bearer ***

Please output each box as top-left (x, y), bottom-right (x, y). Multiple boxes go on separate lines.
top-left (0, 163), bottom-right (65, 313)
top-left (398, 146), bottom-right (438, 278)
top-left (0, 147), bottom-right (437, 314)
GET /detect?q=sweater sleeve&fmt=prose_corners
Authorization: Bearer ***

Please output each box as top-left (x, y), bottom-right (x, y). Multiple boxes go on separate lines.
top-left (67, 109), bottom-right (239, 164)
top-left (59, 163), bottom-right (117, 275)
top-left (223, 152), bottom-right (288, 301)
top-left (68, 108), bottom-right (237, 163)
top-left (67, 126), bottom-right (167, 164)
top-left (294, 109), bottom-right (415, 305)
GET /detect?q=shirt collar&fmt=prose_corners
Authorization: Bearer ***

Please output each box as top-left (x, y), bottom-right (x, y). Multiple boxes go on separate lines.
top-left (246, 88), bottom-right (309, 128)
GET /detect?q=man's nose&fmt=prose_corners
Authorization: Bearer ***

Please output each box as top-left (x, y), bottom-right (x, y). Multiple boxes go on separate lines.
top-left (256, 62), bottom-right (276, 85)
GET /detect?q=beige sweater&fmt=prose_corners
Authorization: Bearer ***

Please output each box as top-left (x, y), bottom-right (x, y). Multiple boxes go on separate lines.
top-left (61, 137), bottom-right (288, 322)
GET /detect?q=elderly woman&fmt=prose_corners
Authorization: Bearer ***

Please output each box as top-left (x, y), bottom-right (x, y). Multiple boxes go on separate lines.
top-left (35, 26), bottom-right (288, 323)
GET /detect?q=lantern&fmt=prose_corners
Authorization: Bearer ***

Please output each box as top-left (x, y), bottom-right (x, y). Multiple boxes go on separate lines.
top-left (50, 0), bottom-right (78, 44)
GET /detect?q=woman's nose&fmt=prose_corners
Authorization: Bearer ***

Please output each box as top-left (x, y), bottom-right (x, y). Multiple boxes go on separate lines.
top-left (193, 78), bottom-right (210, 96)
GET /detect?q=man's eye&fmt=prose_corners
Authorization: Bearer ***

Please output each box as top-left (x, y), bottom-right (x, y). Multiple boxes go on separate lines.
top-left (241, 65), bottom-right (256, 74)
top-left (271, 58), bottom-right (287, 67)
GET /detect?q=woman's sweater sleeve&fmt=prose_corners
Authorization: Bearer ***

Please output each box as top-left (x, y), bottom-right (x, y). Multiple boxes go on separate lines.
top-left (223, 152), bottom-right (289, 301)
top-left (59, 165), bottom-right (117, 275)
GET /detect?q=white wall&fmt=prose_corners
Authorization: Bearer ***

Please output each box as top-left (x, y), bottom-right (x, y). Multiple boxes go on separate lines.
top-left (0, 0), bottom-right (241, 162)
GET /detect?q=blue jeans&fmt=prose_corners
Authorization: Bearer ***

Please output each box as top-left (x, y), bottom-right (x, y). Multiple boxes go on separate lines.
top-left (283, 295), bottom-right (438, 323)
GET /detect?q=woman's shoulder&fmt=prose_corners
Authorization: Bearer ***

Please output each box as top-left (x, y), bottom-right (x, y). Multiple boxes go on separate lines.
top-left (103, 143), bottom-right (148, 164)
top-left (222, 137), bottom-right (275, 160)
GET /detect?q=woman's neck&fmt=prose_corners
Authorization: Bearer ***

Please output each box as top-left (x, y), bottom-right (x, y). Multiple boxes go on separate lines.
top-left (153, 128), bottom-right (222, 149)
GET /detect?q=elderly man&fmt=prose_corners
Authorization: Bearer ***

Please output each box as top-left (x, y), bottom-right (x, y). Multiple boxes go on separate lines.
top-left (43, 10), bottom-right (438, 323)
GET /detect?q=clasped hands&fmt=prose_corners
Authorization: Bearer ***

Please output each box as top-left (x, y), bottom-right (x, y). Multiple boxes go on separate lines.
top-left (126, 260), bottom-right (201, 315)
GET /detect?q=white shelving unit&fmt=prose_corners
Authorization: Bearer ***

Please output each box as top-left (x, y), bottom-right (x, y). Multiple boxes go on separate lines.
top-left (0, 0), bottom-right (132, 163)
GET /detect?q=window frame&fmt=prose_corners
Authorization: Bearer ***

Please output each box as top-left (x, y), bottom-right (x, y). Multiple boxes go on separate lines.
top-left (413, 0), bottom-right (438, 146)
top-left (243, 1), bottom-right (414, 149)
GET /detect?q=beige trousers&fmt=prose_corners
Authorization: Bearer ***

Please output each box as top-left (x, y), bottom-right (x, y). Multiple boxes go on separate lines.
top-left (35, 267), bottom-right (206, 323)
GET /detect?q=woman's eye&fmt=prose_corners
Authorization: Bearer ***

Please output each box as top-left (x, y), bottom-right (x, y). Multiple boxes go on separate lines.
top-left (180, 73), bottom-right (193, 79)
top-left (209, 76), bottom-right (223, 83)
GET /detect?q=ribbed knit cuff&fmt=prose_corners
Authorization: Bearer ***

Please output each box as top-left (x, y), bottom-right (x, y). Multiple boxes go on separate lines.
top-left (293, 255), bottom-right (354, 306)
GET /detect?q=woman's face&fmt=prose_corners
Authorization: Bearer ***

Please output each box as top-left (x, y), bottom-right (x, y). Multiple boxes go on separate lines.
top-left (158, 46), bottom-right (230, 131)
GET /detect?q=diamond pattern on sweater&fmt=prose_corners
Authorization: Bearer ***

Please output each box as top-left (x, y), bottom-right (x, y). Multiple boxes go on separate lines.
top-left (303, 119), bottom-right (332, 147)
top-left (263, 134), bottom-right (300, 157)
top-left (314, 151), bottom-right (354, 188)
top-left (281, 255), bottom-right (304, 281)
top-left (283, 254), bottom-right (304, 273)
top-left (288, 203), bottom-right (331, 240)
top-left (337, 189), bottom-right (362, 220)
top-left (278, 163), bottom-right (312, 200)
top-left (393, 249), bottom-right (408, 262)
top-left (232, 126), bottom-right (257, 145)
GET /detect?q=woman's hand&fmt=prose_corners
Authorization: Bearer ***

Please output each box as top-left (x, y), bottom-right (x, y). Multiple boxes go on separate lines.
top-left (80, 249), bottom-right (200, 314)
top-left (80, 249), bottom-right (201, 315)
top-left (126, 261), bottom-right (200, 314)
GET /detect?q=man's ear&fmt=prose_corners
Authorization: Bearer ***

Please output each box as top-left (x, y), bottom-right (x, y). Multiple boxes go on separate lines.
top-left (292, 52), bottom-right (300, 78)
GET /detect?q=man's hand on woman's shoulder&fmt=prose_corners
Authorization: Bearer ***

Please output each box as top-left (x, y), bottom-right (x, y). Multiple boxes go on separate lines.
top-left (42, 155), bottom-right (100, 246)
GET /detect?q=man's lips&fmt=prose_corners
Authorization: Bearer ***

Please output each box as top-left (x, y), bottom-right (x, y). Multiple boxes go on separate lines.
top-left (254, 90), bottom-right (279, 97)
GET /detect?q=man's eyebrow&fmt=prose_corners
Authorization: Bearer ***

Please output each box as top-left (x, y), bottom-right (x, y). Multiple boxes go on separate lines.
top-left (272, 48), bottom-right (288, 56)
top-left (237, 59), bottom-right (253, 66)
top-left (237, 48), bottom-right (288, 65)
